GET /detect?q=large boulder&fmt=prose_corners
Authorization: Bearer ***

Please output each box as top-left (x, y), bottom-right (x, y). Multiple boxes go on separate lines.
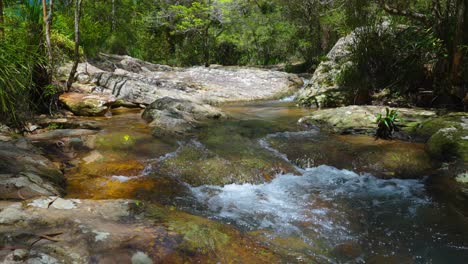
top-left (142, 97), bottom-right (226, 136)
top-left (296, 33), bottom-right (356, 107)
top-left (0, 140), bottom-right (65, 200)
top-left (65, 55), bottom-right (303, 106)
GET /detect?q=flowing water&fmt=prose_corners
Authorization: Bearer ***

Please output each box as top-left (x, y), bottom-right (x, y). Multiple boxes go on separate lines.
top-left (62, 100), bottom-right (468, 263)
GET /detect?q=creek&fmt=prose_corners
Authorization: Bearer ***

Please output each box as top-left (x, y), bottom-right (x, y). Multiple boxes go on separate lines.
top-left (63, 99), bottom-right (468, 263)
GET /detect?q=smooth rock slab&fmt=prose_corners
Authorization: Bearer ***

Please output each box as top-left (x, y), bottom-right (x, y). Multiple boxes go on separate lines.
top-left (68, 54), bottom-right (303, 106)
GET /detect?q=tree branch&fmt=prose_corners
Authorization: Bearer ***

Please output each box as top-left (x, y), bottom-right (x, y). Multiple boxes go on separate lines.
top-left (378, 0), bottom-right (428, 24)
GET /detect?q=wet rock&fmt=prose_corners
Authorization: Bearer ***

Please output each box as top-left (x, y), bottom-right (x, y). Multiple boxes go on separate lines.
top-left (0, 200), bottom-right (280, 263)
top-left (27, 129), bottom-right (98, 141)
top-left (0, 141), bottom-right (65, 200)
top-left (59, 92), bottom-right (116, 116)
top-left (155, 138), bottom-right (298, 186)
top-left (332, 242), bottom-right (363, 260)
top-left (266, 133), bottom-right (435, 179)
top-left (298, 105), bottom-right (436, 136)
top-left (142, 97), bottom-right (225, 136)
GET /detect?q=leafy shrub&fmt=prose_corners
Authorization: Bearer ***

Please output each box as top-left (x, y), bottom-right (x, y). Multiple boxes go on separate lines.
top-left (376, 108), bottom-right (399, 139)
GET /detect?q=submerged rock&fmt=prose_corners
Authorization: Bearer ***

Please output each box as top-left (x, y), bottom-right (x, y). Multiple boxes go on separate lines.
top-left (155, 138), bottom-right (298, 186)
top-left (142, 97), bottom-right (225, 136)
top-left (266, 132), bottom-right (435, 179)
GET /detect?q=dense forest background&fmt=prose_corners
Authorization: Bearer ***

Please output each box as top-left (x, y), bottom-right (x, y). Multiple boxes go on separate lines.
top-left (0, 0), bottom-right (467, 125)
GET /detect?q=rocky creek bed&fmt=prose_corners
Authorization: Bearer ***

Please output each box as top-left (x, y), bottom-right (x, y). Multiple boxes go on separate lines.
top-left (1, 58), bottom-right (468, 263)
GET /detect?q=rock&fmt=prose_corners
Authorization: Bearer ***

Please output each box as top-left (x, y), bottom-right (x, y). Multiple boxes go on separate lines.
top-left (131, 251), bottom-right (153, 264)
top-left (50, 198), bottom-right (80, 210)
top-left (155, 138), bottom-right (298, 186)
top-left (0, 173), bottom-right (61, 199)
top-left (59, 92), bottom-right (116, 116)
top-left (142, 97), bottom-right (225, 136)
top-left (427, 124), bottom-right (468, 162)
top-left (82, 150), bottom-right (104, 164)
top-left (296, 32), bottom-right (356, 107)
top-left (0, 200), bottom-right (280, 263)
top-left (298, 105), bottom-right (436, 136)
top-left (296, 23), bottom-right (399, 108)
top-left (403, 112), bottom-right (467, 162)
top-left (0, 124), bottom-right (13, 142)
top-left (27, 129), bottom-right (98, 141)
top-left (12, 249), bottom-right (29, 261)
top-left (456, 172), bottom-right (468, 184)
top-left (64, 54), bottom-right (302, 106)
top-left (0, 141), bottom-right (65, 200)
top-left (265, 132), bottom-right (435, 179)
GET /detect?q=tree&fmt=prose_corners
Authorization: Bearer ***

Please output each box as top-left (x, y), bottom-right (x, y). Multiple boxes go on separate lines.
top-left (377, 0), bottom-right (468, 100)
top-left (42, 0), bottom-right (54, 77)
top-left (67, 0), bottom-right (83, 90)
top-left (0, 0), bottom-right (4, 38)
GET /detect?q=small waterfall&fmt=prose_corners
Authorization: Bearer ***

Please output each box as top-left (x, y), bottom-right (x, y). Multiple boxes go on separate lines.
top-left (279, 78), bottom-right (310, 102)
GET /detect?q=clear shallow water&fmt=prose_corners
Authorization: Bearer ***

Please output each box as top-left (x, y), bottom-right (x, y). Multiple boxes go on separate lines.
top-left (61, 101), bottom-right (468, 263)
top-left (186, 165), bottom-right (468, 262)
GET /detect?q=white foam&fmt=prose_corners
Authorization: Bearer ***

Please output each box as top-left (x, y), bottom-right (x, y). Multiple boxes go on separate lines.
top-left (110, 175), bottom-right (138, 182)
top-left (190, 165), bottom-right (429, 243)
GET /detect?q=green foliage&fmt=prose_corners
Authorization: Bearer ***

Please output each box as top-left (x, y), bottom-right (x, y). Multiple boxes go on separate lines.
top-left (376, 108), bottom-right (399, 139)
top-left (337, 21), bottom-right (446, 101)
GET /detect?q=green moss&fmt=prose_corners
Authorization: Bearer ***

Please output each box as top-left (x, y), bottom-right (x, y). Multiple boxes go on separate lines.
top-left (51, 31), bottom-right (84, 60)
top-left (411, 115), bottom-right (462, 140)
top-left (427, 127), bottom-right (468, 162)
top-left (168, 220), bottom-right (230, 254)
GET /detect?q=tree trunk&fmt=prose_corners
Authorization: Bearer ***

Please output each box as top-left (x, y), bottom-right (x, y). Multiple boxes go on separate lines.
top-left (449, 0), bottom-right (467, 96)
top-left (43, 0), bottom-right (54, 77)
top-left (67, 0), bottom-right (83, 90)
top-left (0, 0), bottom-right (4, 38)
top-left (111, 0), bottom-right (116, 32)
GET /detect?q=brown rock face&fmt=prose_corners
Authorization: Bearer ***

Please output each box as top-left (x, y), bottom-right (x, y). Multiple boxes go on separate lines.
top-left (59, 92), bottom-right (116, 116)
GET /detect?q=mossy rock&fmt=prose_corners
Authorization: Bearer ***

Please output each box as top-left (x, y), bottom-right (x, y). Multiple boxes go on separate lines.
top-left (155, 141), bottom-right (297, 186)
top-left (141, 204), bottom-right (280, 262)
top-left (298, 105), bottom-right (436, 136)
top-left (410, 113), bottom-right (466, 140)
top-left (427, 126), bottom-right (468, 162)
